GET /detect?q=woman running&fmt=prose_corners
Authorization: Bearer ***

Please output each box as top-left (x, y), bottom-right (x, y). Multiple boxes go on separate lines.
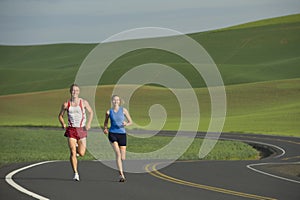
top-left (58, 84), bottom-right (93, 181)
top-left (103, 95), bottom-right (132, 182)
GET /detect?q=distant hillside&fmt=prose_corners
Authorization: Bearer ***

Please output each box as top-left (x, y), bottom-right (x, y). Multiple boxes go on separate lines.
top-left (190, 13), bottom-right (300, 85)
top-left (0, 44), bottom-right (96, 94)
top-left (0, 14), bottom-right (299, 95)
top-left (220, 13), bottom-right (300, 30)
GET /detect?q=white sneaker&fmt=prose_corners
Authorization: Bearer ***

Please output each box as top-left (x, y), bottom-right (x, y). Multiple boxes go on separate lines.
top-left (73, 173), bottom-right (80, 181)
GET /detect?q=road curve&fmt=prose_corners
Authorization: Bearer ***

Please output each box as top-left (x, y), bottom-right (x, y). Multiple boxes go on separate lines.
top-left (0, 131), bottom-right (299, 200)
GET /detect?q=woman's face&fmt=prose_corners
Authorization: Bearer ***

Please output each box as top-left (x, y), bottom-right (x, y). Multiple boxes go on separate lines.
top-left (112, 96), bottom-right (120, 106)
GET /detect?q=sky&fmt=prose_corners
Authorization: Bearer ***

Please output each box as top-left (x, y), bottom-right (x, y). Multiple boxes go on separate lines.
top-left (0, 0), bottom-right (299, 45)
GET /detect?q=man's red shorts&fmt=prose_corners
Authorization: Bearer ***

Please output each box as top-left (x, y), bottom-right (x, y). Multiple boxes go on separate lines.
top-left (64, 127), bottom-right (87, 140)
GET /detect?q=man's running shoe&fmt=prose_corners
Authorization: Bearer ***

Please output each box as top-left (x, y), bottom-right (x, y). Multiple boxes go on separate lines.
top-left (73, 173), bottom-right (80, 181)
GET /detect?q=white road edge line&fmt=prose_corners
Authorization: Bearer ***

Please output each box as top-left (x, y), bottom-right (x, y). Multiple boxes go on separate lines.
top-left (5, 160), bottom-right (58, 200)
top-left (227, 137), bottom-right (300, 184)
top-left (247, 162), bottom-right (300, 184)
top-left (4, 135), bottom-right (298, 200)
top-left (217, 136), bottom-right (300, 184)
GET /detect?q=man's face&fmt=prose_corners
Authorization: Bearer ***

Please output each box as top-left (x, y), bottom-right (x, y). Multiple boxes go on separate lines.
top-left (71, 86), bottom-right (80, 98)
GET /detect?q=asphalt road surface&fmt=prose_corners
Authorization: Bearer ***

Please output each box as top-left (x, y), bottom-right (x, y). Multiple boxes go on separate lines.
top-left (1, 131), bottom-right (299, 200)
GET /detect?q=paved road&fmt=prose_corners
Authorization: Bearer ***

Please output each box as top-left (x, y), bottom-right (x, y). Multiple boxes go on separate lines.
top-left (1, 132), bottom-right (299, 200)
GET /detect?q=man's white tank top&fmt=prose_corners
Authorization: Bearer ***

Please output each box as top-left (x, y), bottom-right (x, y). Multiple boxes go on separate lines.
top-left (67, 98), bottom-right (86, 128)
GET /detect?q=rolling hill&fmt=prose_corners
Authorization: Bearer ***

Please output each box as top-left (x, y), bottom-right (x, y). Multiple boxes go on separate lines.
top-left (0, 14), bottom-right (299, 95)
top-left (0, 14), bottom-right (299, 136)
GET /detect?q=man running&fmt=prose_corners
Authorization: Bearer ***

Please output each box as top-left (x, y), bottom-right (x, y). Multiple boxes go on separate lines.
top-left (58, 84), bottom-right (93, 181)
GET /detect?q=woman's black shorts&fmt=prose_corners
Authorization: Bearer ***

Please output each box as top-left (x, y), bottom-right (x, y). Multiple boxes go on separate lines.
top-left (108, 132), bottom-right (127, 146)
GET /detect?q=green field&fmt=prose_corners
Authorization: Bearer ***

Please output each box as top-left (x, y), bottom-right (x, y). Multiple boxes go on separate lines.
top-left (0, 14), bottom-right (299, 136)
top-left (1, 14), bottom-right (299, 94)
top-left (0, 14), bottom-right (299, 166)
top-left (0, 79), bottom-right (299, 136)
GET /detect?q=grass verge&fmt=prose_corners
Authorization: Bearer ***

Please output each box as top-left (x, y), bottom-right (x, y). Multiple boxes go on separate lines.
top-left (0, 127), bottom-right (259, 167)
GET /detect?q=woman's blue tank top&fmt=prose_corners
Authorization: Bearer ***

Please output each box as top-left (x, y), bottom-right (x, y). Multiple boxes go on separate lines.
top-left (109, 107), bottom-right (126, 134)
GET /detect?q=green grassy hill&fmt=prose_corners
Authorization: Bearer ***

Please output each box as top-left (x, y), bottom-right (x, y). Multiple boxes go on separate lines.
top-left (0, 44), bottom-right (96, 95)
top-left (220, 13), bottom-right (300, 30)
top-left (191, 14), bottom-right (300, 85)
top-left (0, 79), bottom-right (299, 136)
top-left (0, 14), bottom-right (299, 95)
top-left (0, 14), bottom-right (299, 136)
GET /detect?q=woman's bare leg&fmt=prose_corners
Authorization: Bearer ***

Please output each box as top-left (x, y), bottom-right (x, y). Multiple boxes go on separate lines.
top-left (111, 142), bottom-right (126, 179)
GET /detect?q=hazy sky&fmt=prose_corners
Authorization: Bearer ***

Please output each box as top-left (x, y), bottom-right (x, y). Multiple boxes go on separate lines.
top-left (0, 0), bottom-right (299, 45)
